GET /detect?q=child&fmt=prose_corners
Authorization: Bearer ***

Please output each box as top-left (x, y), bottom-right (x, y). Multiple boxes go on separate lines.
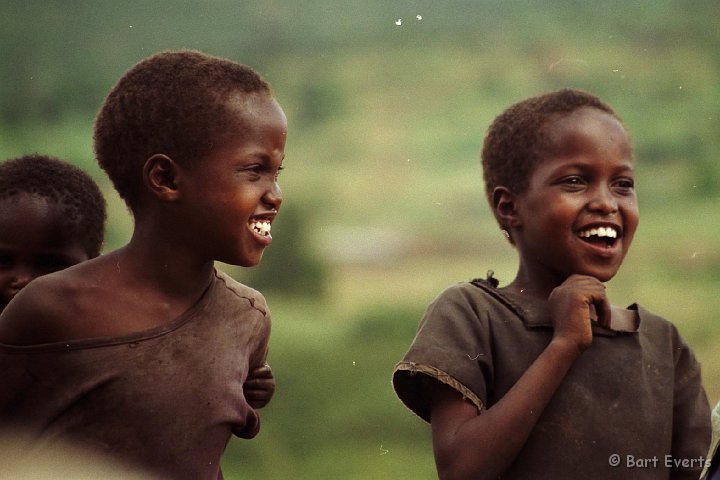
top-left (0, 50), bottom-right (285, 480)
top-left (703, 401), bottom-right (720, 479)
top-left (393, 89), bottom-right (710, 479)
top-left (0, 154), bottom-right (106, 312)
top-left (0, 154), bottom-right (275, 409)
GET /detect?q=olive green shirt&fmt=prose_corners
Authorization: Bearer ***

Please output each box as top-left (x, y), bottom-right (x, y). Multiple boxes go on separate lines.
top-left (393, 278), bottom-right (710, 479)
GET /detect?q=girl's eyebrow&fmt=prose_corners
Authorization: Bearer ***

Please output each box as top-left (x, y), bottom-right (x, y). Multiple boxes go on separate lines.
top-left (244, 152), bottom-right (285, 162)
top-left (551, 160), bottom-right (634, 173)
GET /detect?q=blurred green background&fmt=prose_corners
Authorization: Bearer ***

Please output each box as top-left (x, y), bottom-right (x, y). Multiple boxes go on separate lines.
top-left (1, 1), bottom-right (719, 478)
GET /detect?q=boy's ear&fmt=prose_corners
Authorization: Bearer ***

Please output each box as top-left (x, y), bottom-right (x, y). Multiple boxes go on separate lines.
top-left (492, 186), bottom-right (521, 228)
top-left (143, 154), bottom-right (181, 201)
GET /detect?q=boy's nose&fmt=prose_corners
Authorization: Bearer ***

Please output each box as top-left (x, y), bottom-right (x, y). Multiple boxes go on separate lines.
top-left (587, 187), bottom-right (618, 214)
top-left (7, 269), bottom-right (34, 297)
top-left (263, 182), bottom-right (283, 209)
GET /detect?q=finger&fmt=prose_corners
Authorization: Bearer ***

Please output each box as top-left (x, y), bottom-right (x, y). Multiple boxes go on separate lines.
top-left (244, 379), bottom-right (274, 389)
top-left (250, 364), bottom-right (273, 377)
top-left (594, 296), bottom-right (612, 329)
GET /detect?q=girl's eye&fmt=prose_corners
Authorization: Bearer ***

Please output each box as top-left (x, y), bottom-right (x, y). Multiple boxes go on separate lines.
top-left (0, 254), bottom-right (13, 269)
top-left (613, 178), bottom-right (635, 192)
top-left (36, 255), bottom-right (74, 272)
top-left (240, 165), bottom-right (263, 179)
top-left (559, 176), bottom-right (585, 189)
top-left (274, 165), bottom-right (284, 180)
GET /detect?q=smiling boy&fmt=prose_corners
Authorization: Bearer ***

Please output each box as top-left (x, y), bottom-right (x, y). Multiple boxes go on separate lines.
top-left (393, 89), bottom-right (710, 479)
top-left (0, 50), bottom-right (284, 479)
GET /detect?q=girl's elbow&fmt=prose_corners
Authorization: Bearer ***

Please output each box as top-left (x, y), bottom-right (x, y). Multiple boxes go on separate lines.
top-left (436, 456), bottom-right (496, 480)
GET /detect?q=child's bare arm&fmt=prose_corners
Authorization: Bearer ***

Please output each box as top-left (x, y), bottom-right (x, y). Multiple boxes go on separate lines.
top-left (430, 274), bottom-right (608, 480)
top-left (244, 363), bottom-right (275, 409)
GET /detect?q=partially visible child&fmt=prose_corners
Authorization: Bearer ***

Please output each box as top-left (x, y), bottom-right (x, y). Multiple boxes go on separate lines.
top-left (703, 401), bottom-right (720, 479)
top-left (0, 50), bottom-right (284, 480)
top-left (0, 154), bottom-right (106, 312)
top-left (393, 88), bottom-right (710, 479)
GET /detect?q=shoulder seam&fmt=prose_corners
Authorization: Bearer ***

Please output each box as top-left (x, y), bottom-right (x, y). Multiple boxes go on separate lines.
top-left (214, 271), bottom-right (267, 316)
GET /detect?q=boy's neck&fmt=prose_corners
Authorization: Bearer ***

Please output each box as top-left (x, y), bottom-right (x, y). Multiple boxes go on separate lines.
top-left (116, 225), bottom-right (216, 299)
top-left (503, 272), bottom-right (557, 300)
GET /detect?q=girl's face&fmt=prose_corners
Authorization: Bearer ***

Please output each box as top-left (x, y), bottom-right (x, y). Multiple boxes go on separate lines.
top-left (510, 107), bottom-right (639, 288)
top-left (177, 94), bottom-right (287, 267)
top-left (0, 193), bottom-right (89, 310)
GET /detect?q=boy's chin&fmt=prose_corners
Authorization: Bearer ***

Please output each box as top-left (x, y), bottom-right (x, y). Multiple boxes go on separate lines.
top-left (236, 253), bottom-right (265, 268)
top-left (575, 267), bottom-right (620, 283)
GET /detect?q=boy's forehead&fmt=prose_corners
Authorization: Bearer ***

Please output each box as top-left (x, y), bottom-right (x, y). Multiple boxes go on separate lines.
top-left (0, 192), bottom-right (54, 217)
top-left (225, 92), bottom-right (279, 118)
top-left (0, 194), bottom-right (75, 246)
top-left (541, 108), bottom-right (631, 158)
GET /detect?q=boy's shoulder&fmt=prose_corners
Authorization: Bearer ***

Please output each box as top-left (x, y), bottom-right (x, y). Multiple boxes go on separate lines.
top-left (430, 278), bottom-right (523, 317)
top-left (0, 265), bottom-right (86, 345)
top-left (633, 303), bottom-right (688, 343)
top-left (213, 269), bottom-right (269, 316)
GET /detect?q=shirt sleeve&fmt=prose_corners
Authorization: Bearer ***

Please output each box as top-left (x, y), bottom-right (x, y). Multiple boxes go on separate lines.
top-left (670, 325), bottom-right (711, 478)
top-left (392, 283), bottom-right (494, 422)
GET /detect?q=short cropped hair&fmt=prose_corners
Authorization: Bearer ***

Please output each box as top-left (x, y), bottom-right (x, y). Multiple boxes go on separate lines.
top-left (93, 49), bottom-right (272, 211)
top-left (481, 88), bottom-right (621, 206)
top-left (0, 154), bottom-right (107, 257)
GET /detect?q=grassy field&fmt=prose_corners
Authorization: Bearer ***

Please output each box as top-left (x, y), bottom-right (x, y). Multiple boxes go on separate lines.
top-left (1, 1), bottom-right (718, 478)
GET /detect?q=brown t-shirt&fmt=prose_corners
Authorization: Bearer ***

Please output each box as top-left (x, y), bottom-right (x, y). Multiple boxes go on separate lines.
top-left (0, 270), bottom-right (271, 480)
top-left (393, 278), bottom-right (711, 479)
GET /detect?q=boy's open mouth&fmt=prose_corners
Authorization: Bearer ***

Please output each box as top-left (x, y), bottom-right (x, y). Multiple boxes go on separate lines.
top-left (249, 219), bottom-right (272, 237)
top-left (577, 226), bottom-right (618, 247)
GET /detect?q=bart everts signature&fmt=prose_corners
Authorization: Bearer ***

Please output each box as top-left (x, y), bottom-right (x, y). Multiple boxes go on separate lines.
top-left (608, 454), bottom-right (709, 469)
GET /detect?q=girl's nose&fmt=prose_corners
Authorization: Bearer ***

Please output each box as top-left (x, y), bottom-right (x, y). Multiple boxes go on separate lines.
top-left (263, 182), bottom-right (283, 209)
top-left (588, 185), bottom-right (618, 215)
top-left (10, 269), bottom-right (34, 290)
top-left (6, 268), bottom-right (34, 300)
top-left (587, 186), bottom-right (618, 214)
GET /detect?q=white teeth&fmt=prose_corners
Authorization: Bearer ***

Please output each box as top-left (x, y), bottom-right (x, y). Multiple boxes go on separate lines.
top-left (249, 220), bottom-right (272, 237)
top-left (578, 226), bottom-right (617, 238)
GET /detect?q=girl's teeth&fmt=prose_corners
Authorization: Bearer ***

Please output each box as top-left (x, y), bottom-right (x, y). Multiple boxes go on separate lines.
top-left (250, 221), bottom-right (272, 236)
top-left (579, 227), bottom-right (617, 238)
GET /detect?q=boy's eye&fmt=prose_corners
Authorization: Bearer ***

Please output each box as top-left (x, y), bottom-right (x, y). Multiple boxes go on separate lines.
top-left (275, 165), bottom-right (284, 180)
top-left (36, 255), bottom-right (74, 272)
top-left (613, 178), bottom-right (635, 192)
top-left (0, 254), bottom-right (13, 269)
top-left (238, 165), bottom-right (264, 181)
top-left (558, 176), bottom-right (585, 189)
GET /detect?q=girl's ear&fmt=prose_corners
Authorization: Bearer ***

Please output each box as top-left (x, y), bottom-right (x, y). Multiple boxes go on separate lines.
top-left (492, 186), bottom-right (520, 244)
top-left (492, 186), bottom-right (521, 228)
top-left (143, 154), bottom-right (181, 201)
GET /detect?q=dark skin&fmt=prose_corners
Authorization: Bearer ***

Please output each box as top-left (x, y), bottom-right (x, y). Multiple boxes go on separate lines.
top-left (0, 193), bottom-right (90, 312)
top-left (430, 108), bottom-right (639, 479)
top-left (0, 94), bottom-right (286, 409)
top-left (244, 363), bottom-right (275, 409)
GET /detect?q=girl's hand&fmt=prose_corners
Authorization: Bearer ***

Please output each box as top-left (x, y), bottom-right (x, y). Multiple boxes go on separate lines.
top-left (244, 363), bottom-right (275, 409)
top-left (548, 274), bottom-right (611, 354)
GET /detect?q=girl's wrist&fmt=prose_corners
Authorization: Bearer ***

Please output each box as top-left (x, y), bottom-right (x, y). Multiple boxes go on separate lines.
top-left (547, 336), bottom-right (587, 362)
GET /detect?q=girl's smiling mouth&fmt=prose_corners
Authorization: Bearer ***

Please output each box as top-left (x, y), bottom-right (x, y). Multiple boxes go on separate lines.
top-left (576, 224), bottom-right (621, 250)
top-left (249, 219), bottom-right (272, 237)
top-left (247, 215), bottom-right (273, 246)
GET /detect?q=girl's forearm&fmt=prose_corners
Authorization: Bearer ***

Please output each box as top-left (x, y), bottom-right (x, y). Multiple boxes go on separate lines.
top-left (433, 338), bottom-right (583, 480)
